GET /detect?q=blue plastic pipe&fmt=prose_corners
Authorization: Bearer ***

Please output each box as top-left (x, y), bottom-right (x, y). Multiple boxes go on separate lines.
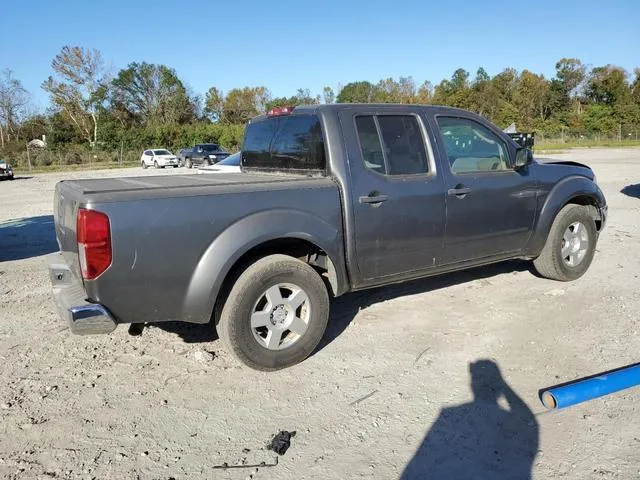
top-left (541, 363), bottom-right (640, 409)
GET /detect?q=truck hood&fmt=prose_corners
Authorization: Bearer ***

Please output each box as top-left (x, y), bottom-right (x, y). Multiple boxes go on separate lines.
top-left (534, 158), bottom-right (594, 181)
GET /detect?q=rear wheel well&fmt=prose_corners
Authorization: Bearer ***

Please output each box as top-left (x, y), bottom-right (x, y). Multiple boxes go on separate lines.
top-left (565, 195), bottom-right (603, 231)
top-left (213, 238), bottom-right (336, 324)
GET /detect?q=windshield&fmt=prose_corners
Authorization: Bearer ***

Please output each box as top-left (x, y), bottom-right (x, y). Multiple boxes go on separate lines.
top-left (217, 152), bottom-right (241, 166)
top-left (153, 149), bottom-right (172, 155)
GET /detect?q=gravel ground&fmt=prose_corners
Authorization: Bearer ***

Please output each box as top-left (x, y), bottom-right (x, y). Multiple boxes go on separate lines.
top-left (0, 150), bottom-right (639, 480)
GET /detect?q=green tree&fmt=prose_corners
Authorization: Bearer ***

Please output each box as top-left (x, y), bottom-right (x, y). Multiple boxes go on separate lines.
top-left (111, 62), bottom-right (196, 126)
top-left (512, 70), bottom-right (551, 127)
top-left (322, 86), bottom-right (335, 104)
top-left (415, 80), bottom-right (433, 104)
top-left (555, 58), bottom-right (586, 98)
top-left (42, 46), bottom-right (107, 146)
top-left (433, 69), bottom-right (471, 109)
top-left (221, 86), bottom-right (270, 124)
top-left (265, 88), bottom-right (320, 111)
top-left (373, 77), bottom-right (417, 104)
top-left (631, 68), bottom-right (640, 104)
top-left (204, 86), bottom-right (224, 121)
top-left (582, 104), bottom-right (617, 135)
top-left (586, 65), bottom-right (631, 106)
top-left (0, 69), bottom-right (30, 147)
top-left (470, 68), bottom-right (500, 120)
top-left (336, 81), bottom-right (377, 103)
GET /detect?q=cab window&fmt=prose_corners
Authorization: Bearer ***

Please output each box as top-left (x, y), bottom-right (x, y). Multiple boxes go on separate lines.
top-left (436, 117), bottom-right (510, 174)
top-left (355, 115), bottom-right (429, 175)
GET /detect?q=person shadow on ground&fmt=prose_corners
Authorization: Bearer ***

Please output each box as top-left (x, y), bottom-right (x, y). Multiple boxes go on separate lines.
top-left (401, 359), bottom-right (539, 480)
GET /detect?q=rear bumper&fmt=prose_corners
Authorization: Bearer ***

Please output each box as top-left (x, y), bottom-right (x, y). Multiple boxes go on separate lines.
top-left (46, 252), bottom-right (117, 335)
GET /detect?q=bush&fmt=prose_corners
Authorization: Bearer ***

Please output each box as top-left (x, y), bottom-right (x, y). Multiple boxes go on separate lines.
top-left (64, 151), bottom-right (83, 165)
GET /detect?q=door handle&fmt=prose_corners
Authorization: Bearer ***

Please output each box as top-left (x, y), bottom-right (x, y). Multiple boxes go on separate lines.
top-left (359, 194), bottom-right (388, 204)
top-left (447, 186), bottom-right (472, 197)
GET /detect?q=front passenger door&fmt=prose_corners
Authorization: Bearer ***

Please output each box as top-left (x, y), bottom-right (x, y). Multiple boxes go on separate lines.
top-left (433, 115), bottom-right (538, 264)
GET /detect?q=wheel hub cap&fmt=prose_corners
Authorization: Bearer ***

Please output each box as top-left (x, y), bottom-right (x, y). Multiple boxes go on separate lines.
top-left (561, 222), bottom-right (589, 267)
top-left (271, 304), bottom-right (289, 326)
top-left (250, 283), bottom-right (311, 351)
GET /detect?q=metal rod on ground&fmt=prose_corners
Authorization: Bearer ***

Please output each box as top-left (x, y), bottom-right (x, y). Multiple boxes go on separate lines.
top-left (540, 363), bottom-right (640, 410)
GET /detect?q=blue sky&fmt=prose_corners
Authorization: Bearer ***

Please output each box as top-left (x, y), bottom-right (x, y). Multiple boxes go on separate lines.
top-left (1, 0), bottom-right (638, 110)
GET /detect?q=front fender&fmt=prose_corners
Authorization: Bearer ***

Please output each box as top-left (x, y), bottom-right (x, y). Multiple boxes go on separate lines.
top-left (181, 208), bottom-right (347, 323)
top-left (526, 176), bottom-right (606, 256)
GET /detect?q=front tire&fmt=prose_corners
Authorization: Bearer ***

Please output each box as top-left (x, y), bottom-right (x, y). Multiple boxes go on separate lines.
top-left (186, 158), bottom-right (192, 169)
top-left (217, 254), bottom-right (330, 371)
top-left (533, 204), bottom-right (597, 281)
top-left (154, 160), bottom-right (159, 168)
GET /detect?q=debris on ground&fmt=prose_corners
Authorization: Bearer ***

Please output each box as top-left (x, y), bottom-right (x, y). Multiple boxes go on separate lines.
top-left (191, 349), bottom-right (216, 363)
top-left (544, 288), bottom-right (566, 297)
top-left (349, 389), bottom-right (379, 406)
top-left (268, 431), bottom-right (296, 456)
top-left (212, 458), bottom-right (278, 469)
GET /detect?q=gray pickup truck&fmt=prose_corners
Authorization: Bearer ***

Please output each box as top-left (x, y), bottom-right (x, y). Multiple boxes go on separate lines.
top-left (47, 104), bottom-right (607, 370)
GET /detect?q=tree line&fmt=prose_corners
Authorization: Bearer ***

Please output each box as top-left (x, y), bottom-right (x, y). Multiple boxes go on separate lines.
top-left (1, 46), bottom-right (639, 167)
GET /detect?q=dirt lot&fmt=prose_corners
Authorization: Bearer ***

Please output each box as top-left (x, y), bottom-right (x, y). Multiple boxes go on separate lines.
top-left (1, 150), bottom-right (639, 479)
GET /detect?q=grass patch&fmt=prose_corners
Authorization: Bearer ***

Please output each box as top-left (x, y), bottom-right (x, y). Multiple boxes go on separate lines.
top-left (15, 161), bottom-right (140, 174)
top-left (534, 140), bottom-right (640, 151)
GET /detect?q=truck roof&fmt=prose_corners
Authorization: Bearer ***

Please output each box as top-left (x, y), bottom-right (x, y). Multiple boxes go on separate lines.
top-left (250, 103), bottom-right (476, 122)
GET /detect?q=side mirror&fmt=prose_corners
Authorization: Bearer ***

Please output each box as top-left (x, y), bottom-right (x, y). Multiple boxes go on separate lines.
top-left (514, 148), bottom-right (533, 169)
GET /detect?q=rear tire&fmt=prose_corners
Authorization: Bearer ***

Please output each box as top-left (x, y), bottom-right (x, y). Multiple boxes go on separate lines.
top-left (186, 158), bottom-right (192, 169)
top-left (533, 204), bottom-right (597, 281)
top-left (217, 254), bottom-right (330, 371)
top-left (141, 161), bottom-right (147, 169)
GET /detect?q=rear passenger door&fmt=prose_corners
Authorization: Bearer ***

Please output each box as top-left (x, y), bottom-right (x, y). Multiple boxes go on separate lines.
top-left (339, 109), bottom-right (446, 284)
top-left (431, 115), bottom-right (538, 264)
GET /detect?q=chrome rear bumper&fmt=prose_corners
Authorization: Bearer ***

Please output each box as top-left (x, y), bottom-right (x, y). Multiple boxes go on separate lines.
top-left (46, 252), bottom-right (117, 335)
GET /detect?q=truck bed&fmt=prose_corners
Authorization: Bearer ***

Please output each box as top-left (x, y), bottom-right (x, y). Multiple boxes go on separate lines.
top-left (60, 172), bottom-right (329, 203)
top-left (53, 172), bottom-right (343, 325)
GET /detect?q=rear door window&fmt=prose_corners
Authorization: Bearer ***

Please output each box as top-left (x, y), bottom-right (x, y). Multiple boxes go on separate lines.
top-left (355, 116), bottom-right (385, 172)
top-left (355, 115), bottom-right (429, 175)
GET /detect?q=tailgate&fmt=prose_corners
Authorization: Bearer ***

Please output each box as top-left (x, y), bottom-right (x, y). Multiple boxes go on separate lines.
top-left (53, 181), bottom-right (83, 279)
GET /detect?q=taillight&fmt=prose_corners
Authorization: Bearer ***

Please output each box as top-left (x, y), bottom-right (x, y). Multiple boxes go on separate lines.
top-left (77, 209), bottom-right (112, 280)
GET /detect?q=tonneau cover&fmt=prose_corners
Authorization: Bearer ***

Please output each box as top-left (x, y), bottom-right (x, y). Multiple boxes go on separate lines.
top-left (60, 173), bottom-right (334, 203)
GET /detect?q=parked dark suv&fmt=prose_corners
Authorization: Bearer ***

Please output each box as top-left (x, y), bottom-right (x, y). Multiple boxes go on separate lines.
top-left (182, 143), bottom-right (230, 168)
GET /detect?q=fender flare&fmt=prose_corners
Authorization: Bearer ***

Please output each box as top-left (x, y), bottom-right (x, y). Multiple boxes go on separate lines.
top-left (526, 176), bottom-right (606, 256)
top-left (181, 208), bottom-right (347, 323)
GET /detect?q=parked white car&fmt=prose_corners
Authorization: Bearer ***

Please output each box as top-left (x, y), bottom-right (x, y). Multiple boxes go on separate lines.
top-left (196, 152), bottom-right (241, 174)
top-left (140, 149), bottom-right (179, 169)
